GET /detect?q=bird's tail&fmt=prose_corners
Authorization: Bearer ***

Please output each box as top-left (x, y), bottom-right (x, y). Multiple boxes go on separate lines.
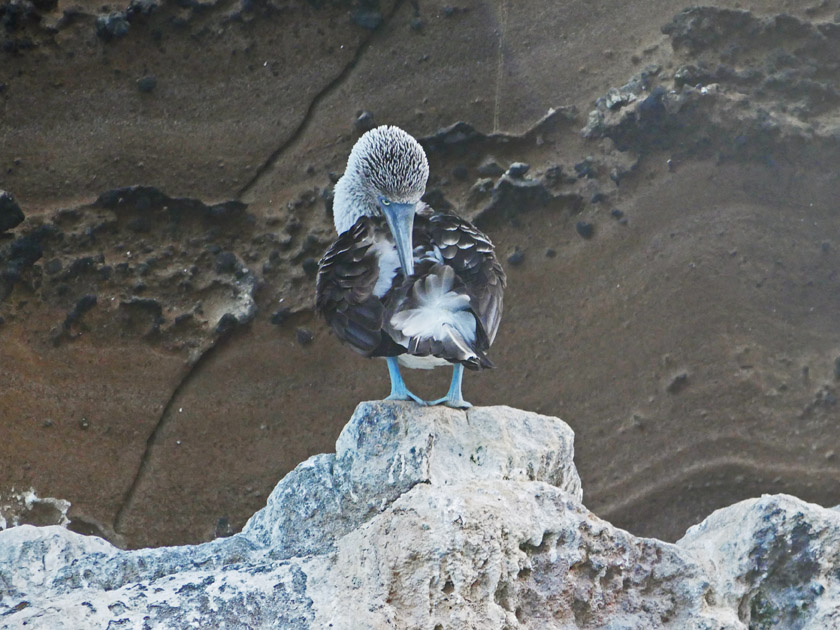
top-left (389, 265), bottom-right (495, 369)
top-left (438, 323), bottom-right (494, 371)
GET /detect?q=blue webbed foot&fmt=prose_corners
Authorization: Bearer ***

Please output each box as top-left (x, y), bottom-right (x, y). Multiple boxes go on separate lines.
top-left (385, 390), bottom-right (427, 404)
top-left (427, 363), bottom-right (471, 409)
top-left (385, 357), bottom-right (426, 405)
top-left (426, 396), bottom-right (472, 409)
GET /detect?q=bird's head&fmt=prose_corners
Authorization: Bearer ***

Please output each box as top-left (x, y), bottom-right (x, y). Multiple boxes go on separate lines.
top-left (333, 126), bottom-right (429, 275)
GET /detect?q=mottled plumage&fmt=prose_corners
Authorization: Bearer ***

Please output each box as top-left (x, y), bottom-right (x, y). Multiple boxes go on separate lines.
top-left (316, 126), bottom-right (505, 407)
top-left (332, 126), bottom-right (429, 235)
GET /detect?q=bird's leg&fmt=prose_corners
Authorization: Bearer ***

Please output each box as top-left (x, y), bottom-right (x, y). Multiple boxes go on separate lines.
top-left (427, 363), bottom-right (472, 409)
top-left (385, 357), bottom-right (425, 404)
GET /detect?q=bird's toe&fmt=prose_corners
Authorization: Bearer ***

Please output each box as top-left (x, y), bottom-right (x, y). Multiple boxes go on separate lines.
top-left (427, 396), bottom-right (472, 409)
top-left (385, 392), bottom-right (426, 405)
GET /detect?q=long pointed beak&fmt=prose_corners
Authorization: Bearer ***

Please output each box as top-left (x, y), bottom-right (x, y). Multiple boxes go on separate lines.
top-left (382, 202), bottom-right (416, 277)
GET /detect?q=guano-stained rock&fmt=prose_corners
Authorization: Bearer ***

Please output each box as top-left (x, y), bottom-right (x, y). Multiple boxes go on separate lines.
top-left (0, 402), bottom-right (837, 629)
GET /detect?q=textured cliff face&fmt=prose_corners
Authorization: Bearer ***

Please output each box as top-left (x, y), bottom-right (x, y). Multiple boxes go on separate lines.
top-left (1, 403), bottom-right (837, 629)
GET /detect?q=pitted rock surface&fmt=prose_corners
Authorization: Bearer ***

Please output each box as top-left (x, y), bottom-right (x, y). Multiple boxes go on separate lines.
top-left (1, 403), bottom-right (838, 629)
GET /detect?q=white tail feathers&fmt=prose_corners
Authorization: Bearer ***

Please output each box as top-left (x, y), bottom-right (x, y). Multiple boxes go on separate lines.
top-left (390, 266), bottom-right (477, 349)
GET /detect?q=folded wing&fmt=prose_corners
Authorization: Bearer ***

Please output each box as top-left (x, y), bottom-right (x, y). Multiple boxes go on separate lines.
top-left (316, 209), bottom-right (506, 369)
top-left (316, 217), bottom-right (403, 357)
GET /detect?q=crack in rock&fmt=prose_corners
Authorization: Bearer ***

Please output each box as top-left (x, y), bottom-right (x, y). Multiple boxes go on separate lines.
top-left (112, 326), bottom-right (242, 538)
top-left (237, 0), bottom-right (407, 200)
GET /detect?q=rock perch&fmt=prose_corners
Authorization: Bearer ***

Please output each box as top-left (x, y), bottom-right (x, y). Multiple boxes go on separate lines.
top-left (0, 402), bottom-right (838, 628)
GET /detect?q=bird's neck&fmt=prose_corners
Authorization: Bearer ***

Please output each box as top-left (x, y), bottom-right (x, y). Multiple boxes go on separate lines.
top-left (332, 172), bottom-right (377, 234)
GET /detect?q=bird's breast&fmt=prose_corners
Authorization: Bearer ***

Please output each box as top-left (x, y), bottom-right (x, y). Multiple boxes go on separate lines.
top-left (371, 238), bottom-right (401, 298)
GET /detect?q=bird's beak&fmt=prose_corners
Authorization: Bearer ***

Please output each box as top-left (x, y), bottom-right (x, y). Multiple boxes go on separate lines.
top-left (381, 202), bottom-right (416, 277)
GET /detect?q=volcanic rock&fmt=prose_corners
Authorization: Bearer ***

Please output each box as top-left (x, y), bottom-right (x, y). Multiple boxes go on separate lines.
top-left (1, 403), bottom-right (838, 629)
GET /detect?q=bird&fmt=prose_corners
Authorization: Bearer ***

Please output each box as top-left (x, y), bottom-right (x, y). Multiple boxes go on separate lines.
top-left (316, 125), bottom-right (505, 408)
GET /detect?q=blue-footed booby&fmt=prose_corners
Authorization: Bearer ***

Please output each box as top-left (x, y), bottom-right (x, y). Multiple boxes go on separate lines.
top-left (316, 126), bottom-right (506, 408)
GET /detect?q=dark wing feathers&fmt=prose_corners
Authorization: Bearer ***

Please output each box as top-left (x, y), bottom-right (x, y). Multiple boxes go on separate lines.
top-left (316, 217), bottom-right (403, 357)
top-left (316, 209), bottom-right (505, 366)
top-left (421, 212), bottom-right (506, 346)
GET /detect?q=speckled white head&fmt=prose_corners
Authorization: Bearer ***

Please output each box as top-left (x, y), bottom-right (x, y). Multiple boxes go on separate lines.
top-left (332, 126), bottom-right (429, 234)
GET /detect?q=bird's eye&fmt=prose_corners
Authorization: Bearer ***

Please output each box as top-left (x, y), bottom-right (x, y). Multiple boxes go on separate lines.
top-left (381, 198), bottom-right (391, 206)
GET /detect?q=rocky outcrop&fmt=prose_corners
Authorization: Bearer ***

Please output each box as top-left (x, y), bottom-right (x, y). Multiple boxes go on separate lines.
top-left (0, 186), bottom-right (264, 345)
top-left (583, 7), bottom-right (840, 164)
top-left (0, 402), bottom-right (837, 629)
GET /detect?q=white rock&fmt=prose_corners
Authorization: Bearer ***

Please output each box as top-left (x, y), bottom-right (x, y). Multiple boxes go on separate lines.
top-left (0, 402), bottom-right (837, 629)
top-left (677, 494), bottom-right (840, 630)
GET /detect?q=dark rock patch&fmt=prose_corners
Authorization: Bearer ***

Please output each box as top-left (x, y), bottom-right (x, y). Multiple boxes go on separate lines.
top-left (270, 308), bottom-right (290, 326)
top-left (127, 215), bottom-right (153, 233)
top-left (666, 372), bottom-right (690, 394)
top-left (420, 108), bottom-right (575, 156)
top-left (119, 297), bottom-right (164, 336)
top-left (354, 110), bottom-right (375, 132)
top-left (44, 259), bottom-right (62, 275)
top-left (67, 517), bottom-right (110, 540)
top-left (0, 224), bottom-right (56, 297)
top-left (574, 158), bottom-right (598, 179)
top-left (543, 165), bottom-right (575, 188)
top-left (421, 121), bottom-right (485, 154)
top-left (215, 251), bottom-right (239, 274)
top-left (64, 255), bottom-right (104, 280)
top-left (301, 257), bottom-right (318, 276)
top-left (64, 294), bottom-right (97, 328)
top-left (214, 517), bottom-right (234, 538)
top-left (506, 247), bottom-right (524, 266)
top-left (137, 76), bottom-right (157, 93)
top-left (296, 327), bottom-right (314, 345)
top-left (96, 186), bottom-right (247, 223)
top-left (475, 175), bottom-right (552, 227)
top-left (452, 164), bottom-right (468, 181)
top-left (216, 313), bottom-right (239, 335)
top-left (0, 192), bottom-right (25, 233)
top-left (575, 221), bottom-right (594, 239)
top-left (662, 7), bottom-right (756, 55)
top-left (127, 0), bottom-right (158, 17)
top-left (507, 162), bottom-right (530, 178)
top-left (477, 161), bottom-right (504, 178)
top-left (95, 12), bottom-right (130, 41)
